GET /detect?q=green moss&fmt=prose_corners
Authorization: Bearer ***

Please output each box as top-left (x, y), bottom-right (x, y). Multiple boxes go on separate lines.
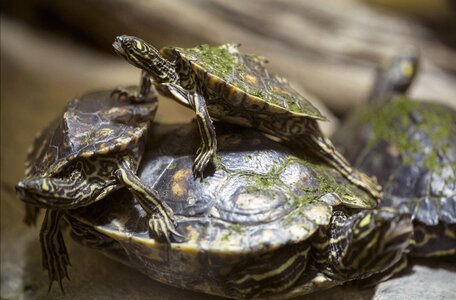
top-left (185, 44), bottom-right (321, 116)
top-left (357, 97), bottom-right (454, 171)
top-left (187, 44), bottom-right (237, 80)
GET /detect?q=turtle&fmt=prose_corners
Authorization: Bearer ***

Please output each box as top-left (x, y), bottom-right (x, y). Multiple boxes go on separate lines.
top-left (64, 121), bottom-right (413, 299)
top-left (15, 87), bottom-right (181, 291)
top-left (333, 51), bottom-right (456, 280)
top-left (112, 35), bottom-right (381, 200)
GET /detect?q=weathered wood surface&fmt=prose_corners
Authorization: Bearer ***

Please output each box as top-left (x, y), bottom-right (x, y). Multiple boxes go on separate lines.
top-left (3, 0), bottom-right (456, 113)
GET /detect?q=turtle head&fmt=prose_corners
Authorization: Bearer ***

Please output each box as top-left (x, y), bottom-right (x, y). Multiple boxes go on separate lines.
top-left (113, 35), bottom-right (177, 83)
top-left (16, 168), bottom-right (87, 209)
top-left (16, 177), bottom-right (61, 207)
top-left (368, 48), bottom-right (420, 103)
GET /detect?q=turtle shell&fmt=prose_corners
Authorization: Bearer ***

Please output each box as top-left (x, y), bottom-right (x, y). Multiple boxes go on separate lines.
top-left (333, 97), bottom-right (456, 255)
top-left (24, 87), bottom-right (157, 178)
top-left (161, 44), bottom-right (326, 119)
top-left (68, 121), bottom-right (377, 298)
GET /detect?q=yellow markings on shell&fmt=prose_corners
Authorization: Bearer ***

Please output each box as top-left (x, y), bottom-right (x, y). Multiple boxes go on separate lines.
top-left (98, 143), bottom-right (110, 155)
top-left (116, 137), bottom-right (131, 151)
top-left (80, 151), bottom-right (93, 158)
top-left (171, 169), bottom-right (192, 197)
top-left (227, 86), bottom-right (244, 106)
top-left (245, 74), bottom-right (259, 85)
top-left (95, 128), bottom-right (114, 138)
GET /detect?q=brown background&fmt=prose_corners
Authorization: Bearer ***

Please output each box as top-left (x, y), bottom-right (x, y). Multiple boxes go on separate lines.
top-left (1, 0), bottom-right (456, 299)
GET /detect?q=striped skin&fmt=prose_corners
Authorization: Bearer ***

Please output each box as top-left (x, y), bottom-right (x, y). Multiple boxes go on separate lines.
top-left (15, 88), bottom-right (178, 291)
top-left (113, 36), bottom-right (381, 200)
top-left (312, 209), bottom-right (413, 282)
top-left (227, 243), bottom-right (310, 299)
top-left (40, 209), bottom-right (70, 292)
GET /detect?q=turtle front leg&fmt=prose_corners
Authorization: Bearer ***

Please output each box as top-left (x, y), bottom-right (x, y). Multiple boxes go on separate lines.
top-left (24, 203), bottom-right (40, 225)
top-left (161, 83), bottom-right (218, 177)
top-left (189, 92), bottom-right (217, 178)
top-left (40, 209), bottom-right (70, 292)
top-left (115, 158), bottom-right (183, 243)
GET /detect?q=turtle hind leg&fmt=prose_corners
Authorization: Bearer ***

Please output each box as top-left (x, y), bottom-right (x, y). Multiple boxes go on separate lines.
top-left (301, 134), bottom-right (382, 200)
top-left (40, 209), bottom-right (70, 292)
top-left (353, 256), bottom-right (409, 287)
top-left (115, 159), bottom-right (184, 243)
top-left (312, 209), bottom-right (412, 281)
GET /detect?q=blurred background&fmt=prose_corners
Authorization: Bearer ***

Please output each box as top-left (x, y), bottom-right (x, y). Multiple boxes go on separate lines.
top-left (1, 1), bottom-right (456, 299)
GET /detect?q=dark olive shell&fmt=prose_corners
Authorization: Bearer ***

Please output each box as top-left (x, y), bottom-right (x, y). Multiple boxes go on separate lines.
top-left (24, 87), bottom-right (157, 178)
top-left (161, 44), bottom-right (326, 119)
top-left (68, 121), bottom-right (376, 298)
top-left (334, 97), bottom-right (456, 255)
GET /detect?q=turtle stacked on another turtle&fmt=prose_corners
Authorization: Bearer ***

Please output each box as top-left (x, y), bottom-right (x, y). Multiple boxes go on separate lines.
top-left (333, 51), bottom-right (456, 280)
top-left (112, 36), bottom-right (381, 200)
top-left (15, 87), bottom-right (181, 290)
top-left (65, 121), bottom-right (412, 299)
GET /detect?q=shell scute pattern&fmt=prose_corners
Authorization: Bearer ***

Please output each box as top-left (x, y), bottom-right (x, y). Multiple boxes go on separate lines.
top-left (24, 88), bottom-right (158, 178)
top-left (112, 122), bottom-right (375, 252)
top-left (164, 44), bottom-right (326, 119)
top-left (66, 122), bottom-right (401, 299)
top-left (334, 98), bottom-right (456, 226)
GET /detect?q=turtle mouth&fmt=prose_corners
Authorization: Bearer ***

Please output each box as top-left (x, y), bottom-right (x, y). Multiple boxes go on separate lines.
top-left (112, 40), bottom-right (126, 57)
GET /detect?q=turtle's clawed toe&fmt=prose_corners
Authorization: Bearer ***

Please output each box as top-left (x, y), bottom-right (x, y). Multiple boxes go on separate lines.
top-left (148, 213), bottom-right (184, 243)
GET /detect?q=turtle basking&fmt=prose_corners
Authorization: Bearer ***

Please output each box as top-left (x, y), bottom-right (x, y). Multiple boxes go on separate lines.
top-left (15, 87), bottom-right (181, 290)
top-left (65, 121), bottom-right (412, 299)
top-left (112, 35), bottom-right (381, 200)
top-left (333, 52), bottom-right (456, 277)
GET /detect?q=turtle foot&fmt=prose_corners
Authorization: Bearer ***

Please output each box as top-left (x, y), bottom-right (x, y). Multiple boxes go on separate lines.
top-left (148, 212), bottom-right (185, 243)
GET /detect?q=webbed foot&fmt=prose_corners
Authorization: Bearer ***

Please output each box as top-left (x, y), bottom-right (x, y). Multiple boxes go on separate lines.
top-left (40, 209), bottom-right (70, 292)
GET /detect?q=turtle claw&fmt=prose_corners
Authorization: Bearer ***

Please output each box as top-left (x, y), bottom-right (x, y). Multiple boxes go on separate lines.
top-left (148, 213), bottom-right (185, 243)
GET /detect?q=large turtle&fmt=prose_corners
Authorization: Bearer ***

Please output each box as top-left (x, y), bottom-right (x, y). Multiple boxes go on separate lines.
top-left (65, 121), bottom-right (412, 299)
top-left (333, 52), bottom-right (456, 276)
top-left (15, 87), bottom-right (180, 290)
top-left (112, 36), bottom-right (381, 200)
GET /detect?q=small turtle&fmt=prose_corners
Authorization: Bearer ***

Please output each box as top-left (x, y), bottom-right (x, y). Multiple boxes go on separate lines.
top-left (333, 52), bottom-right (456, 277)
top-left (112, 36), bottom-right (381, 199)
top-left (65, 121), bottom-right (412, 299)
top-left (15, 87), bottom-right (180, 291)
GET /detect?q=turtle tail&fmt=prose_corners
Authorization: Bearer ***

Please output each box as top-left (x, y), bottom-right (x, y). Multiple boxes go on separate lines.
top-left (311, 208), bottom-right (413, 282)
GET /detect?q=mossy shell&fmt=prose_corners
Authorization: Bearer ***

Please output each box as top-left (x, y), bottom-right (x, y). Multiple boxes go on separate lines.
top-left (161, 44), bottom-right (326, 119)
top-left (68, 122), bottom-right (377, 298)
top-left (334, 97), bottom-right (456, 255)
top-left (24, 87), bottom-right (157, 178)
